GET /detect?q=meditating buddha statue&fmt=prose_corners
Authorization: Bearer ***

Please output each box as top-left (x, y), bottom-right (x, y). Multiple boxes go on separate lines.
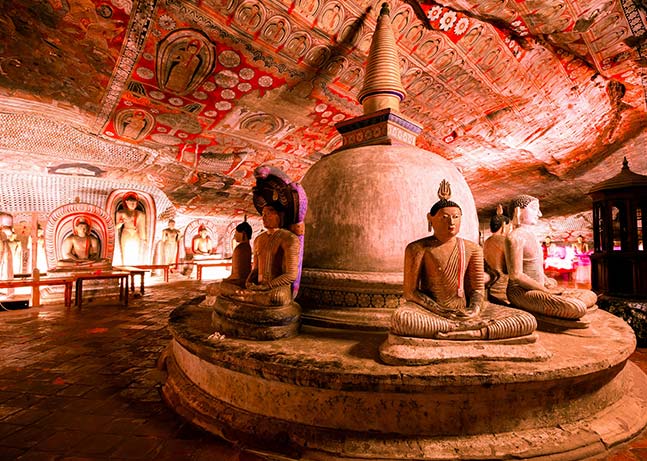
top-left (57, 216), bottom-right (111, 269)
top-left (483, 204), bottom-right (512, 305)
top-left (220, 206), bottom-right (299, 305)
top-left (191, 224), bottom-right (214, 258)
top-left (222, 220), bottom-right (252, 287)
top-left (505, 194), bottom-right (597, 327)
top-left (380, 181), bottom-right (538, 365)
top-left (213, 165), bottom-right (307, 340)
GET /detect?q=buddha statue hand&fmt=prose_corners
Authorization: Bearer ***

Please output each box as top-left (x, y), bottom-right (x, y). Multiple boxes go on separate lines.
top-left (246, 282), bottom-right (270, 291)
top-left (544, 277), bottom-right (558, 289)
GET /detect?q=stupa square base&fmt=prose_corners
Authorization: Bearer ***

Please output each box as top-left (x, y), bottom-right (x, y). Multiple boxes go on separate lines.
top-left (161, 303), bottom-right (647, 460)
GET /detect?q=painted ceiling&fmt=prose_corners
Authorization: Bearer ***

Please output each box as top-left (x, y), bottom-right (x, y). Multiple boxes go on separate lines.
top-left (0, 0), bottom-right (646, 223)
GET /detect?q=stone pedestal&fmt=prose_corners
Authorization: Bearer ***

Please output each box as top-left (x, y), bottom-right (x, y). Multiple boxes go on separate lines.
top-left (161, 303), bottom-right (647, 460)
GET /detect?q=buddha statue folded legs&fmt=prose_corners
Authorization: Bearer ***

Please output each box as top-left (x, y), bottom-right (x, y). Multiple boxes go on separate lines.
top-left (505, 195), bottom-right (597, 329)
top-left (380, 181), bottom-right (547, 366)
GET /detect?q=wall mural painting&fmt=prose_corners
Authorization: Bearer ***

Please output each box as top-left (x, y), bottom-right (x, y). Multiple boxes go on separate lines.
top-left (114, 109), bottom-right (155, 141)
top-left (102, 4), bottom-right (289, 184)
top-left (156, 29), bottom-right (217, 96)
top-left (0, 0), bottom-right (129, 112)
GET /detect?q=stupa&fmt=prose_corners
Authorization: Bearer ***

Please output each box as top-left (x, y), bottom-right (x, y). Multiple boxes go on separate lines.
top-left (160, 5), bottom-right (647, 460)
top-left (298, 4), bottom-right (477, 330)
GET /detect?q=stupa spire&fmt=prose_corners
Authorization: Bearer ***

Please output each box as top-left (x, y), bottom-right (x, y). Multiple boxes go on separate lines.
top-left (357, 3), bottom-right (406, 114)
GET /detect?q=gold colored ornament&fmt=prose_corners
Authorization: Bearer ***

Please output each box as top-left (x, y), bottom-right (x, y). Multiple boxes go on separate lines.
top-left (437, 179), bottom-right (452, 201)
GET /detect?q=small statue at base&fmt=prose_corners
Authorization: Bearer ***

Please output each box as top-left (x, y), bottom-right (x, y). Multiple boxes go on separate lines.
top-left (505, 195), bottom-right (597, 326)
top-left (222, 220), bottom-right (253, 287)
top-left (483, 204), bottom-right (511, 305)
top-left (387, 181), bottom-right (537, 341)
top-left (57, 216), bottom-right (111, 269)
top-left (213, 165), bottom-right (308, 340)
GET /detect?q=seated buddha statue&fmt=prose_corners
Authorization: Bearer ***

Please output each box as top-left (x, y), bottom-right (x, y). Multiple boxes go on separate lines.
top-left (213, 165), bottom-right (307, 340)
top-left (220, 205), bottom-right (300, 306)
top-left (192, 225), bottom-right (213, 258)
top-left (483, 204), bottom-right (511, 305)
top-left (383, 181), bottom-right (537, 349)
top-left (505, 195), bottom-right (597, 327)
top-left (57, 216), bottom-right (111, 269)
top-left (222, 220), bottom-right (253, 287)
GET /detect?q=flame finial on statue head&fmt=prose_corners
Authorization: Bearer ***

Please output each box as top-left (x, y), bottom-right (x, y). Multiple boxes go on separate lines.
top-left (357, 1), bottom-right (406, 114)
top-left (429, 179), bottom-right (461, 216)
top-left (438, 179), bottom-right (451, 201)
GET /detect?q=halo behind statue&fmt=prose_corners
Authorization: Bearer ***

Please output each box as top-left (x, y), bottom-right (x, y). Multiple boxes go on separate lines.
top-left (252, 165), bottom-right (307, 230)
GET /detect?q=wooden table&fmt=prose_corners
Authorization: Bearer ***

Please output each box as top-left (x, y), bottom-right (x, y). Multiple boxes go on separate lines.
top-left (127, 264), bottom-right (172, 283)
top-left (113, 266), bottom-right (149, 295)
top-left (73, 271), bottom-right (130, 309)
top-left (0, 276), bottom-right (74, 307)
top-left (192, 259), bottom-right (232, 281)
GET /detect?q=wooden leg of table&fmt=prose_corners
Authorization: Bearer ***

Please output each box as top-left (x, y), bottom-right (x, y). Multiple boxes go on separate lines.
top-left (139, 274), bottom-right (144, 295)
top-left (124, 276), bottom-right (129, 307)
top-left (130, 274), bottom-right (135, 294)
top-left (64, 282), bottom-right (72, 308)
top-left (31, 285), bottom-right (41, 308)
top-left (164, 267), bottom-right (169, 283)
top-left (75, 279), bottom-right (83, 308)
top-left (197, 265), bottom-right (203, 281)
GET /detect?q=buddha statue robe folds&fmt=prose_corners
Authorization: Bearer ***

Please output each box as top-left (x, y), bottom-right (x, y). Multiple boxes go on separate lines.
top-left (213, 166), bottom-right (308, 340)
top-left (380, 181), bottom-right (545, 366)
top-left (505, 195), bottom-right (597, 329)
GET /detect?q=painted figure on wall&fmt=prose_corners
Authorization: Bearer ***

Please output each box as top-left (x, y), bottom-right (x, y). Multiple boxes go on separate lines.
top-left (156, 30), bottom-right (217, 96)
top-left (385, 181), bottom-right (536, 342)
top-left (505, 195), bottom-right (597, 326)
top-left (115, 109), bottom-right (154, 141)
top-left (115, 192), bottom-right (147, 266)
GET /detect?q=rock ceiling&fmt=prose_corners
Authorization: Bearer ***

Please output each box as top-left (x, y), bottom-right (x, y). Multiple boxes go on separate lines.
top-left (0, 0), bottom-right (646, 223)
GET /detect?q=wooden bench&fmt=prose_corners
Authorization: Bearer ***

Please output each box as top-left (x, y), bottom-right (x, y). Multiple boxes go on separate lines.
top-left (0, 274), bottom-right (74, 307)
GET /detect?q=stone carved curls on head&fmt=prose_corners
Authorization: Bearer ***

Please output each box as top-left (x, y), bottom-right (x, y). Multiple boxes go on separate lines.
top-left (508, 194), bottom-right (538, 225)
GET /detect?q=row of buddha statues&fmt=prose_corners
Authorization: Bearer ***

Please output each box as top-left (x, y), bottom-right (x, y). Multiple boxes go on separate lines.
top-left (0, 190), bottom-right (235, 279)
top-left (208, 167), bottom-right (598, 366)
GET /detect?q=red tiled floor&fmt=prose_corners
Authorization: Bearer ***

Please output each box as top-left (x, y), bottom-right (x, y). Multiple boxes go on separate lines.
top-left (1, 276), bottom-right (646, 461)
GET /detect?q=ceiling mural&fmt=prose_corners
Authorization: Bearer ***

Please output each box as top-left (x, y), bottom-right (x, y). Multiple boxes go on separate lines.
top-left (0, 0), bottom-right (646, 223)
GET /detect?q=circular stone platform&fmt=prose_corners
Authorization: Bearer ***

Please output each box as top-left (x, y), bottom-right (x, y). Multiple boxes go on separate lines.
top-left (160, 301), bottom-right (647, 460)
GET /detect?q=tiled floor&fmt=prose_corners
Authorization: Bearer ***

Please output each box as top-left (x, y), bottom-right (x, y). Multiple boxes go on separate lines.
top-left (0, 276), bottom-right (646, 461)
